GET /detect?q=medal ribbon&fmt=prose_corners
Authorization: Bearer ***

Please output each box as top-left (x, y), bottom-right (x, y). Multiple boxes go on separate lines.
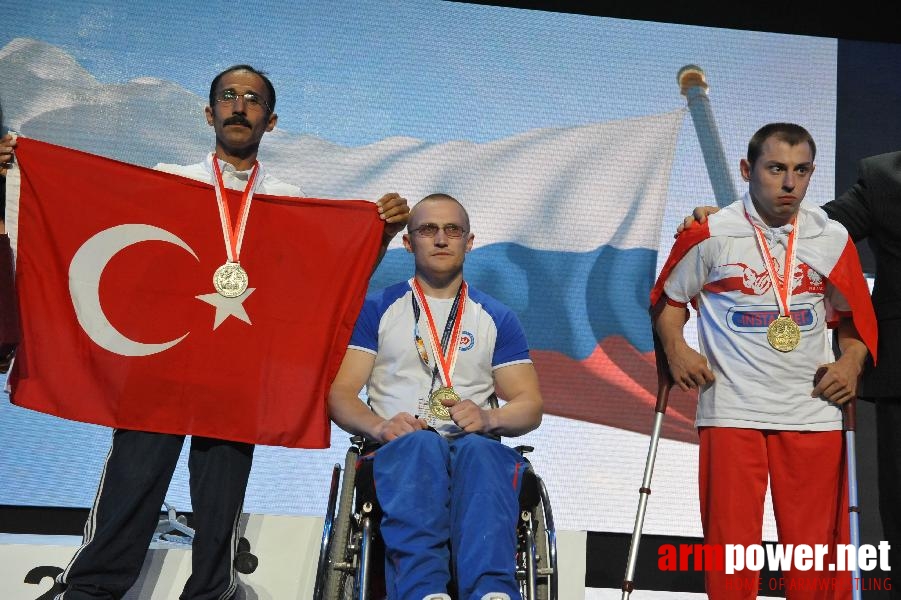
top-left (410, 278), bottom-right (467, 390)
top-left (211, 153), bottom-right (260, 264)
top-left (746, 210), bottom-right (799, 320)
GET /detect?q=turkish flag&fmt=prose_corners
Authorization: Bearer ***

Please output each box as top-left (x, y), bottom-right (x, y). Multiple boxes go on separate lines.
top-left (5, 138), bottom-right (383, 448)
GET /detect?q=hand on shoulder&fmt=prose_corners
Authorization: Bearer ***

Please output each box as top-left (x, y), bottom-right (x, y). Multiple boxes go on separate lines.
top-left (674, 205), bottom-right (719, 238)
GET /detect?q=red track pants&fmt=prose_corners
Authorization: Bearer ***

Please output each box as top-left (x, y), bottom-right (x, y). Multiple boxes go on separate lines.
top-left (699, 427), bottom-right (851, 600)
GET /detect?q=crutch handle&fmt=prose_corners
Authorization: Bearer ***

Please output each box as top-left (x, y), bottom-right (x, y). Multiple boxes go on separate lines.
top-left (652, 330), bottom-right (674, 413)
top-left (843, 396), bottom-right (857, 432)
top-left (649, 298), bottom-right (683, 412)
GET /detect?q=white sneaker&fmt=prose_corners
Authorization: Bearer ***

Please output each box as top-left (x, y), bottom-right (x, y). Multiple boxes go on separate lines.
top-left (481, 594), bottom-right (511, 600)
top-left (422, 595), bottom-right (451, 600)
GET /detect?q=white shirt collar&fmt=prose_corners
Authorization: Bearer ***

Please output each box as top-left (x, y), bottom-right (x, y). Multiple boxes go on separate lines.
top-left (740, 191), bottom-right (830, 245)
top-left (202, 152), bottom-right (265, 187)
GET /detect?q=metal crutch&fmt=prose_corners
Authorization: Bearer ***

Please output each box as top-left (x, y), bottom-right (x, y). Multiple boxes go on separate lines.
top-left (843, 397), bottom-right (863, 600)
top-left (816, 363), bottom-right (863, 599)
top-left (621, 326), bottom-right (675, 599)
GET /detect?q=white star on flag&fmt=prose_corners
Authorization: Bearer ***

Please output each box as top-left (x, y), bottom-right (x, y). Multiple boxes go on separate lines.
top-left (195, 288), bottom-right (255, 329)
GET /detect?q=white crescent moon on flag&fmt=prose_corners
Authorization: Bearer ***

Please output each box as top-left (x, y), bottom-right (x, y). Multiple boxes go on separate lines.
top-left (68, 224), bottom-right (197, 356)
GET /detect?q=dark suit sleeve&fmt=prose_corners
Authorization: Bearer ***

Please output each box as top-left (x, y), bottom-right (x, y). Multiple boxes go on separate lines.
top-left (823, 158), bottom-right (874, 241)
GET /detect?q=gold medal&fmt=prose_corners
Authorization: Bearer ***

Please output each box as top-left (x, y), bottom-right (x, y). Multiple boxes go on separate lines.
top-left (429, 386), bottom-right (460, 420)
top-left (213, 262), bottom-right (248, 298)
top-left (746, 209), bottom-right (803, 354)
top-left (411, 279), bottom-right (469, 422)
top-left (767, 315), bottom-right (801, 352)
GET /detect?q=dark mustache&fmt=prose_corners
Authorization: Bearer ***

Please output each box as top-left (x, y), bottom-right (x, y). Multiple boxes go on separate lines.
top-left (223, 115), bottom-right (251, 128)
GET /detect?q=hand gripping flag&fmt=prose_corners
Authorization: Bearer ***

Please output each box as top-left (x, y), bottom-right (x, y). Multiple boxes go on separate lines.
top-left (4, 138), bottom-right (383, 448)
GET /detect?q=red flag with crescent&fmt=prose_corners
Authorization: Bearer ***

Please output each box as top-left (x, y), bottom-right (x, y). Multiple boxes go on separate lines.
top-left (5, 138), bottom-right (383, 448)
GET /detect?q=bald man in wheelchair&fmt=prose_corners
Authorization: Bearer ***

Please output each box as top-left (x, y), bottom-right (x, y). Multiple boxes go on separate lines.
top-left (328, 193), bottom-right (544, 600)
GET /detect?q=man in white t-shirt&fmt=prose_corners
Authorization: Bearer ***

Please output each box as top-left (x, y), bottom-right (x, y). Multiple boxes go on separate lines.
top-left (328, 193), bottom-right (544, 600)
top-left (652, 123), bottom-right (877, 599)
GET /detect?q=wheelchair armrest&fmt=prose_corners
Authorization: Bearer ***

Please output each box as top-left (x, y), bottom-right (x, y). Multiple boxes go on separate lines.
top-left (515, 445), bottom-right (534, 455)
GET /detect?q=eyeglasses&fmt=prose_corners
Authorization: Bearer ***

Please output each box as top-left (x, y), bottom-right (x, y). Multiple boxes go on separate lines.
top-left (215, 89), bottom-right (271, 112)
top-left (412, 223), bottom-right (468, 238)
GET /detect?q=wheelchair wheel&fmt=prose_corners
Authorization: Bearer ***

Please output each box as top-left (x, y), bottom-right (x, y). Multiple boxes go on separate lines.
top-left (354, 511), bottom-right (376, 600)
top-left (323, 447), bottom-right (360, 600)
top-left (518, 507), bottom-right (539, 600)
top-left (532, 501), bottom-right (549, 600)
top-left (314, 463), bottom-right (342, 600)
top-left (534, 474), bottom-right (558, 600)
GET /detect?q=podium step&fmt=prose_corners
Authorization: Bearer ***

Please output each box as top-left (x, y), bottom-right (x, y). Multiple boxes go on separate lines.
top-left (2, 514), bottom-right (586, 599)
top-left (2, 513), bottom-right (322, 600)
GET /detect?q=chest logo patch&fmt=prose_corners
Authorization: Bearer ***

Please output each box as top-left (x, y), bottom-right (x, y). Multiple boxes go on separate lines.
top-left (725, 303), bottom-right (817, 333)
top-left (459, 330), bottom-right (475, 351)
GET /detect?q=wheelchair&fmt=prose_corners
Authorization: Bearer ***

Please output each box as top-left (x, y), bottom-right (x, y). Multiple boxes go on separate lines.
top-left (313, 435), bottom-right (558, 600)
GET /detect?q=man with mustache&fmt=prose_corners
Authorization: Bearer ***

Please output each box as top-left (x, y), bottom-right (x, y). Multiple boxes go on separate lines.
top-left (0, 64), bottom-right (409, 600)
